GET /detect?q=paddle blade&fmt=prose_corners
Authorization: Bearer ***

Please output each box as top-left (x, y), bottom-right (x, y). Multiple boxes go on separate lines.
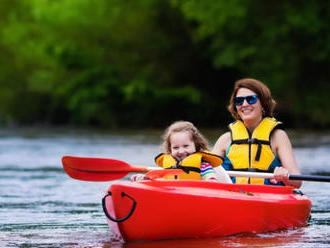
top-left (145, 169), bottom-right (183, 180)
top-left (62, 156), bottom-right (148, 181)
top-left (64, 156), bottom-right (126, 171)
top-left (63, 164), bottom-right (129, 181)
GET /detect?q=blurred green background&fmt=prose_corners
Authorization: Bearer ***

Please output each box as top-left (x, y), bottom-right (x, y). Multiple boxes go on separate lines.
top-left (0, 0), bottom-right (329, 129)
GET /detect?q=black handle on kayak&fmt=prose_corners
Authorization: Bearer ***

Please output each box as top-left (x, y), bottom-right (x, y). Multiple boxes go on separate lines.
top-left (289, 174), bottom-right (330, 182)
top-left (102, 191), bottom-right (137, 222)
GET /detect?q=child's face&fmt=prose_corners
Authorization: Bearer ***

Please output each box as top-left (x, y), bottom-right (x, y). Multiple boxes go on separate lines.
top-left (170, 131), bottom-right (196, 161)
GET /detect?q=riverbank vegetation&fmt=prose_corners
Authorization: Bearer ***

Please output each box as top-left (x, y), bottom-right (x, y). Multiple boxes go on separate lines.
top-left (0, 0), bottom-right (329, 128)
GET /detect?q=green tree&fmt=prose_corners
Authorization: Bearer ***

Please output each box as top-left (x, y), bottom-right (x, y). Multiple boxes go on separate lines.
top-left (172, 0), bottom-right (330, 127)
top-left (0, 0), bottom-right (329, 128)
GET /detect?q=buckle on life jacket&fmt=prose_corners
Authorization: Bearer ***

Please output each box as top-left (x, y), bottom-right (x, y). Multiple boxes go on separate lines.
top-left (233, 138), bottom-right (264, 161)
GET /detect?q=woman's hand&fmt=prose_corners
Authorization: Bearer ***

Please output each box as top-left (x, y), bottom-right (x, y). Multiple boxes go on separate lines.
top-left (271, 167), bottom-right (289, 185)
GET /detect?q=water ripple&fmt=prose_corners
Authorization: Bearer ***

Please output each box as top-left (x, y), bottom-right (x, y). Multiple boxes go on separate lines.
top-left (0, 130), bottom-right (329, 248)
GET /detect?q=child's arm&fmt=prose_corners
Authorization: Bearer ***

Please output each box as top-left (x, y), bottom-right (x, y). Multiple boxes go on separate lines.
top-left (214, 166), bottom-right (233, 184)
top-left (201, 162), bottom-right (233, 183)
top-left (201, 163), bottom-right (218, 181)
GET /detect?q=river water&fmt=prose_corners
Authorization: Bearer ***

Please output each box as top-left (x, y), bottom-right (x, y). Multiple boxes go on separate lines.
top-left (0, 128), bottom-right (329, 248)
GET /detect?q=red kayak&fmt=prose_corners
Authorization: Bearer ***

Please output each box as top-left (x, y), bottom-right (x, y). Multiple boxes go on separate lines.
top-left (102, 180), bottom-right (311, 241)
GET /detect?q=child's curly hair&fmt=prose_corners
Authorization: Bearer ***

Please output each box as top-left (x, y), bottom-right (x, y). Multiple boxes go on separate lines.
top-left (161, 121), bottom-right (209, 154)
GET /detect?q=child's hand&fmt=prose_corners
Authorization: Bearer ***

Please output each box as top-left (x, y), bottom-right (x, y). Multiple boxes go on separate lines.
top-left (130, 174), bottom-right (150, 182)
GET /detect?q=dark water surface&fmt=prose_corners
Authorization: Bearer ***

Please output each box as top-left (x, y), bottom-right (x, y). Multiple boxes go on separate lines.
top-left (0, 129), bottom-right (329, 248)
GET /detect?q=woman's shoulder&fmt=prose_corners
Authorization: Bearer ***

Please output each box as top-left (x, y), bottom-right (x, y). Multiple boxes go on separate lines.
top-left (272, 128), bottom-right (289, 140)
top-left (220, 131), bottom-right (231, 140)
top-left (271, 128), bottom-right (292, 149)
top-left (212, 131), bottom-right (231, 156)
top-left (215, 131), bottom-right (231, 143)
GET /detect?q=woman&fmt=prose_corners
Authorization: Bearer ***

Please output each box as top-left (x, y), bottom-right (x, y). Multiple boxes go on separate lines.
top-left (212, 78), bottom-right (302, 188)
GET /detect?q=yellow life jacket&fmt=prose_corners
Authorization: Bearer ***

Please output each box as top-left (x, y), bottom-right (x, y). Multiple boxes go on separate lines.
top-left (155, 151), bottom-right (223, 180)
top-left (227, 117), bottom-right (282, 184)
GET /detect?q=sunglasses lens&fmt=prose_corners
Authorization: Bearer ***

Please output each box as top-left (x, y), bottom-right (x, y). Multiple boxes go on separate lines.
top-left (234, 97), bottom-right (244, 106)
top-left (246, 95), bottom-right (258, 104)
top-left (234, 95), bottom-right (258, 106)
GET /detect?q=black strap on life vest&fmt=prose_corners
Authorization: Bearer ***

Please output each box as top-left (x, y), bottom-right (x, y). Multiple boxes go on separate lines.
top-left (231, 138), bottom-right (270, 161)
top-left (167, 165), bottom-right (201, 174)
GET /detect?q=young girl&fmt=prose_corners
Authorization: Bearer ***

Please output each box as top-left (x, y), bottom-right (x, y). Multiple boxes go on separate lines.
top-left (131, 121), bottom-right (232, 183)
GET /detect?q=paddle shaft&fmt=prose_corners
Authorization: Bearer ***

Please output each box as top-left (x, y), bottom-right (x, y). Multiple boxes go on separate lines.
top-left (227, 171), bottom-right (330, 182)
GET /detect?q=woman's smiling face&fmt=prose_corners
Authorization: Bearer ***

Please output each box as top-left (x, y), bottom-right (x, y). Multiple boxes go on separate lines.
top-left (235, 87), bottom-right (263, 124)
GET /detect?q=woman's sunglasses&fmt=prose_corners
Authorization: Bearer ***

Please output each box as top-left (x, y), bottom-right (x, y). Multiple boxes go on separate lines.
top-left (233, 95), bottom-right (258, 106)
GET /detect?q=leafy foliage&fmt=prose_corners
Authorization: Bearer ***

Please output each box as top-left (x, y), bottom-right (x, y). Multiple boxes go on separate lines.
top-left (0, 0), bottom-right (329, 128)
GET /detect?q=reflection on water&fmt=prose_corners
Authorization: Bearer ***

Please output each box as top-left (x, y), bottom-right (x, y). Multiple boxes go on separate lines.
top-left (0, 128), bottom-right (329, 248)
top-left (113, 229), bottom-right (314, 248)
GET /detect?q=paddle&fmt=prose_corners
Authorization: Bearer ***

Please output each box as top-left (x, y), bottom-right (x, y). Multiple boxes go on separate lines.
top-left (229, 171), bottom-right (330, 182)
top-left (62, 156), bottom-right (330, 183)
top-left (62, 156), bottom-right (182, 181)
